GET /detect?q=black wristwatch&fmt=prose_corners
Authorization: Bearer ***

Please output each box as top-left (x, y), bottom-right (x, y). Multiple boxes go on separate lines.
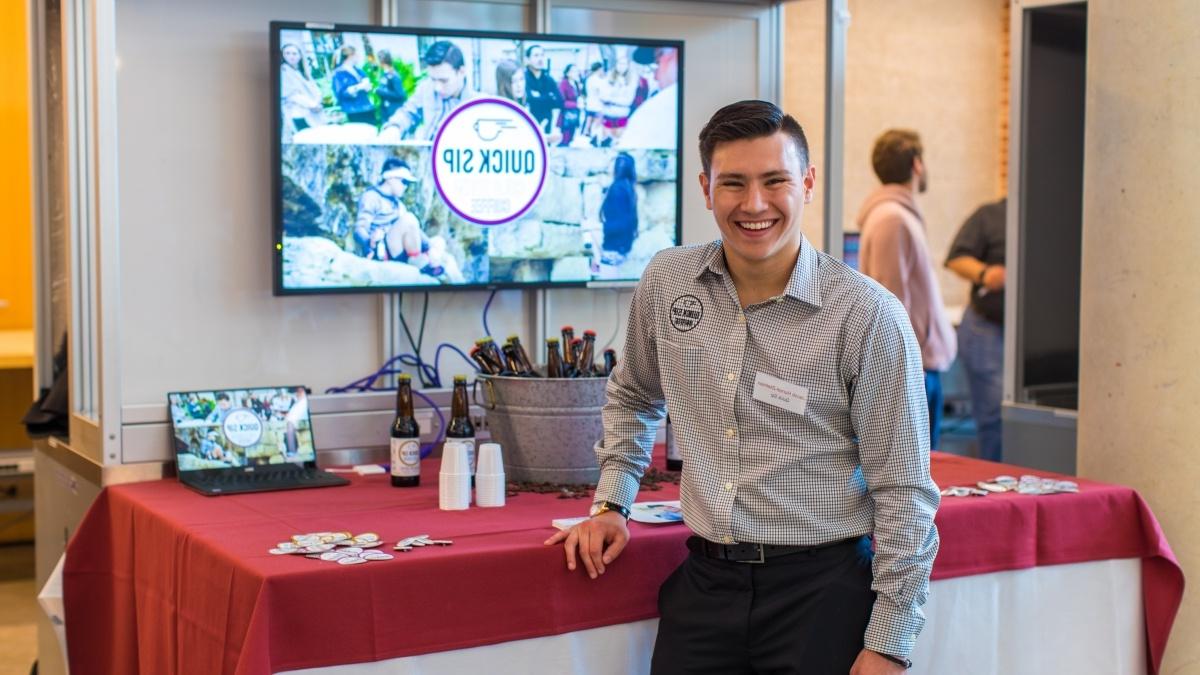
top-left (878, 652), bottom-right (912, 669)
top-left (589, 501), bottom-right (631, 520)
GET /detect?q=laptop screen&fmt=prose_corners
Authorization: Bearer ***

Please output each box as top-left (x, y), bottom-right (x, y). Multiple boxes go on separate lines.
top-left (168, 386), bottom-right (314, 471)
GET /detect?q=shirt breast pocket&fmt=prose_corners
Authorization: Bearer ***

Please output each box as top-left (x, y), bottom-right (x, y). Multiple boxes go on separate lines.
top-left (768, 347), bottom-right (852, 438)
top-left (658, 338), bottom-right (707, 408)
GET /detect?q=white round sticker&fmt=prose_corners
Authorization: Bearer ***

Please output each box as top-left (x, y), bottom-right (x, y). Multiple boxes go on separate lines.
top-left (222, 408), bottom-right (264, 448)
top-left (432, 97), bottom-right (547, 225)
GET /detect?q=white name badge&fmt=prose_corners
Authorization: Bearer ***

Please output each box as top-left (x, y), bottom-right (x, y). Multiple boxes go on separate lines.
top-left (752, 373), bottom-right (809, 416)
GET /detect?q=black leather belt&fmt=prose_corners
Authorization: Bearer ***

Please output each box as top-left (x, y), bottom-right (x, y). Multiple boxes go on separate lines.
top-left (687, 535), bottom-right (863, 564)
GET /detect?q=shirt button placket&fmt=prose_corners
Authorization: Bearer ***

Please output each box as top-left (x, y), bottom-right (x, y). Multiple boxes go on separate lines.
top-left (721, 312), bottom-right (746, 540)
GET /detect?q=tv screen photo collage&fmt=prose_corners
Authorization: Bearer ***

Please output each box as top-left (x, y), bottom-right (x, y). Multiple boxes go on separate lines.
top-left (275, 25), bottom-right (683, 292)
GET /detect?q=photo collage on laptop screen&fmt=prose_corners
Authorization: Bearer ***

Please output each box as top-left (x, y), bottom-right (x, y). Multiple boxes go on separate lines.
top-left (169, 387), bottom-right (314, 470)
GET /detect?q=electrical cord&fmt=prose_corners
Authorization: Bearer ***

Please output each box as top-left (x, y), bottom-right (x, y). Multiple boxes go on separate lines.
top-left (601, 289), bottom-right (625, 351)
top-left (418, 292), bottom-right (430, 351)
top-left (327, 290), bottom-right (499, 455)
top-left (398, 293), bottom-right (434, 388)
top-left (324, 370), bottom-right (449, 459)
top-left (482, 289), bottom-right (498, 337)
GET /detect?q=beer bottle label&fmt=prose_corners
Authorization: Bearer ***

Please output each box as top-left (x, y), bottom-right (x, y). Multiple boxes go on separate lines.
top-left (665, 423), bottom-right (681, 461)
top-left (391, 438), bottom-right (421, 477)
top-left (462, 439), bottom-right (477, 476)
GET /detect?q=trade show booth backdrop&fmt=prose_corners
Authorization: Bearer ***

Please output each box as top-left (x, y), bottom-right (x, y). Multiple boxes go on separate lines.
top-left (114, 0), bottom-right (774, 408)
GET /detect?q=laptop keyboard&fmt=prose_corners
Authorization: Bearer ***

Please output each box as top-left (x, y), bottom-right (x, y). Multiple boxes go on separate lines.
top-left (188, 467), bottom-right (348, 495)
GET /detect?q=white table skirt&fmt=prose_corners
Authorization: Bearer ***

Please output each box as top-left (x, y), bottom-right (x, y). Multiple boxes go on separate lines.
top-left (282, 557), bottom-right (1145, 675)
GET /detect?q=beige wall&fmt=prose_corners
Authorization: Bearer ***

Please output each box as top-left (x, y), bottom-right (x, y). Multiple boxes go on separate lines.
top-left (1078, 1), bottom-right (1200, 671)
top-left (782, 0), bottom-right (827, 250)
top-left (783, 0), bottom-right (1006, 308)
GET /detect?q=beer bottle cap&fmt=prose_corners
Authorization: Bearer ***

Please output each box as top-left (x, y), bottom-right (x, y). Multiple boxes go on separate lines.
top-left (546, 337), bottom-right (560, 344)
top-left (507, 334), bottom-right (520, 342)
top-left (453, 375), bottom-right (468, 383)
top-left (583, 330), bottom-right (597, 338)
top-left (571, 338), bottom-right (583, 346)
top-left (398, 374), bottom-right (412, 382)
top-left (561, 325), bottom-right (574, 331)
top-left (604, 348), bottom-right (616, 355)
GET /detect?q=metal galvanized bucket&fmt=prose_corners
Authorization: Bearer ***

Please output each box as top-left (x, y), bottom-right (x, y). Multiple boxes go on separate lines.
top-left (475, 373), bottom-right (606, 484)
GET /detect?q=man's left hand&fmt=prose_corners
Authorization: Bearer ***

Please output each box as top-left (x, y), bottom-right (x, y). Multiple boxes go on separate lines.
top-left (849, 649), bottom-right (907, 675)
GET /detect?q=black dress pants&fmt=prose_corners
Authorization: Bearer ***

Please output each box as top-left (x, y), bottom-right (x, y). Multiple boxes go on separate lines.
top-left (650, 537), bottom-right (875, 675)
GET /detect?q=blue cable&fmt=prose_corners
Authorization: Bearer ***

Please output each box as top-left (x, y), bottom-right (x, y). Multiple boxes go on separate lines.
top-left (482, 289), bottom-right (497, 337)
top-left (432, 343), bottom-right (478, 387)
top-left (412, 388), bottom-right (447, 459)
top-left (323, 372), bottom-right (448, 459)
top-left (325, 291), bottom-right (496, 457)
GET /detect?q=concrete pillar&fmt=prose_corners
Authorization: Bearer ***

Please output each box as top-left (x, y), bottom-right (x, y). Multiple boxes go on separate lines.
top-left (1077, 1), bottom-right (1200, 671)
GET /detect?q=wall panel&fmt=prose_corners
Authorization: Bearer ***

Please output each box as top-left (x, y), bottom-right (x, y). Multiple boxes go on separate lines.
top-left (111, 0), bottom-right (772, 413)
top-left (1077, 0), bottom-right (1200, 669)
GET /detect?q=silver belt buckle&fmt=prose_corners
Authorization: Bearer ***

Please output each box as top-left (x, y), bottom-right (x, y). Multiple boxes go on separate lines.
top-left (737, 543), bottom-right (766, 564)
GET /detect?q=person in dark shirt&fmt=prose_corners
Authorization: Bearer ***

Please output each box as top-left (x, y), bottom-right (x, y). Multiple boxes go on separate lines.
top-left (600, 152), bottom-right (638, 263)
top-left (376, 50), bottom-right (408, 123)
top-left (945, 197), bottom-right (1007, 461)
top-left (331, 45), bottom-right (374, 125)
top-left (523, 44), bottom-right (563, 133)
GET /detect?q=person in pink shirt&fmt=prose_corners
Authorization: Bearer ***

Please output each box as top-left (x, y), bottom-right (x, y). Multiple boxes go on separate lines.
top-left (856, 129), bottom-right (956, 450)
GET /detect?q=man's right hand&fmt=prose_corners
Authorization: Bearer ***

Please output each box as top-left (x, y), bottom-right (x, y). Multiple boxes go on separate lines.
top-left (543, 511), bottom-right (630, 579)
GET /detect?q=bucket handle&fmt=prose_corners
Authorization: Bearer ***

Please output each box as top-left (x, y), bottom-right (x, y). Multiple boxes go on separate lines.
top-left (474, 378), bottom-right (497, 410)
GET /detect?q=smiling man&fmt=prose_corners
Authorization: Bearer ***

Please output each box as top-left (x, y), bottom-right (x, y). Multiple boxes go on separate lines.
top-left (546, 100), bottom-right (940, 674)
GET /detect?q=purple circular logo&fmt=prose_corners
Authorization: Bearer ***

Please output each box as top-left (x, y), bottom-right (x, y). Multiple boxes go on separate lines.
top-left (431, 97), bottom-right (548, 226)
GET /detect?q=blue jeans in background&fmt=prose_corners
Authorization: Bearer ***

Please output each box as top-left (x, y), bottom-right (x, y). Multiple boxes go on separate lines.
top-left (958, 306), bottom-right (1004, 461)
top-left (924, 370), bottom-right (943, 451)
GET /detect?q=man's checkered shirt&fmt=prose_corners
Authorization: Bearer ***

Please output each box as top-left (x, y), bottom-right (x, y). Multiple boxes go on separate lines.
top-left (595, 237), bottom-right (940, 658)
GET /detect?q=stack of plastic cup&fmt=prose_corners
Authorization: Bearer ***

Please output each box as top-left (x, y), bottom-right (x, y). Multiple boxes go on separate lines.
top-left (475, 442), bottom-right (506, 508)
top-left (439, 440), bottom-right (472, 510)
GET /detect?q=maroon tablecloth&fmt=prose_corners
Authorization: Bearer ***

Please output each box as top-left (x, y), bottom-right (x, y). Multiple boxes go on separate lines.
top-left (64, 452), bottom-right (1183, 674)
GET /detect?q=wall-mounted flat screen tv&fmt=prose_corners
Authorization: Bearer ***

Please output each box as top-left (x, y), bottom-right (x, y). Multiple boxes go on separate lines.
top-left (272, 21), bottom-right (683, 294)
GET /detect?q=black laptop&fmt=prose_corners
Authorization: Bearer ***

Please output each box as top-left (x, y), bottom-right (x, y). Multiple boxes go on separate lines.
top-left (167, 386), bottom-right (349, 496)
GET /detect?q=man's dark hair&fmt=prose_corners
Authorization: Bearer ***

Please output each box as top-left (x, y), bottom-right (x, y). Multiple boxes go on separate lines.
top-left (423, 40), bottom-right (464, 70)
top-left (871, 129), bottom-right (922, 185)
top-left (698, 100), bottom-right (809, 176)
top-left (216, 392), bottom-right (230, 402)
top-left (524, 44), bottom-right (543, 59)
